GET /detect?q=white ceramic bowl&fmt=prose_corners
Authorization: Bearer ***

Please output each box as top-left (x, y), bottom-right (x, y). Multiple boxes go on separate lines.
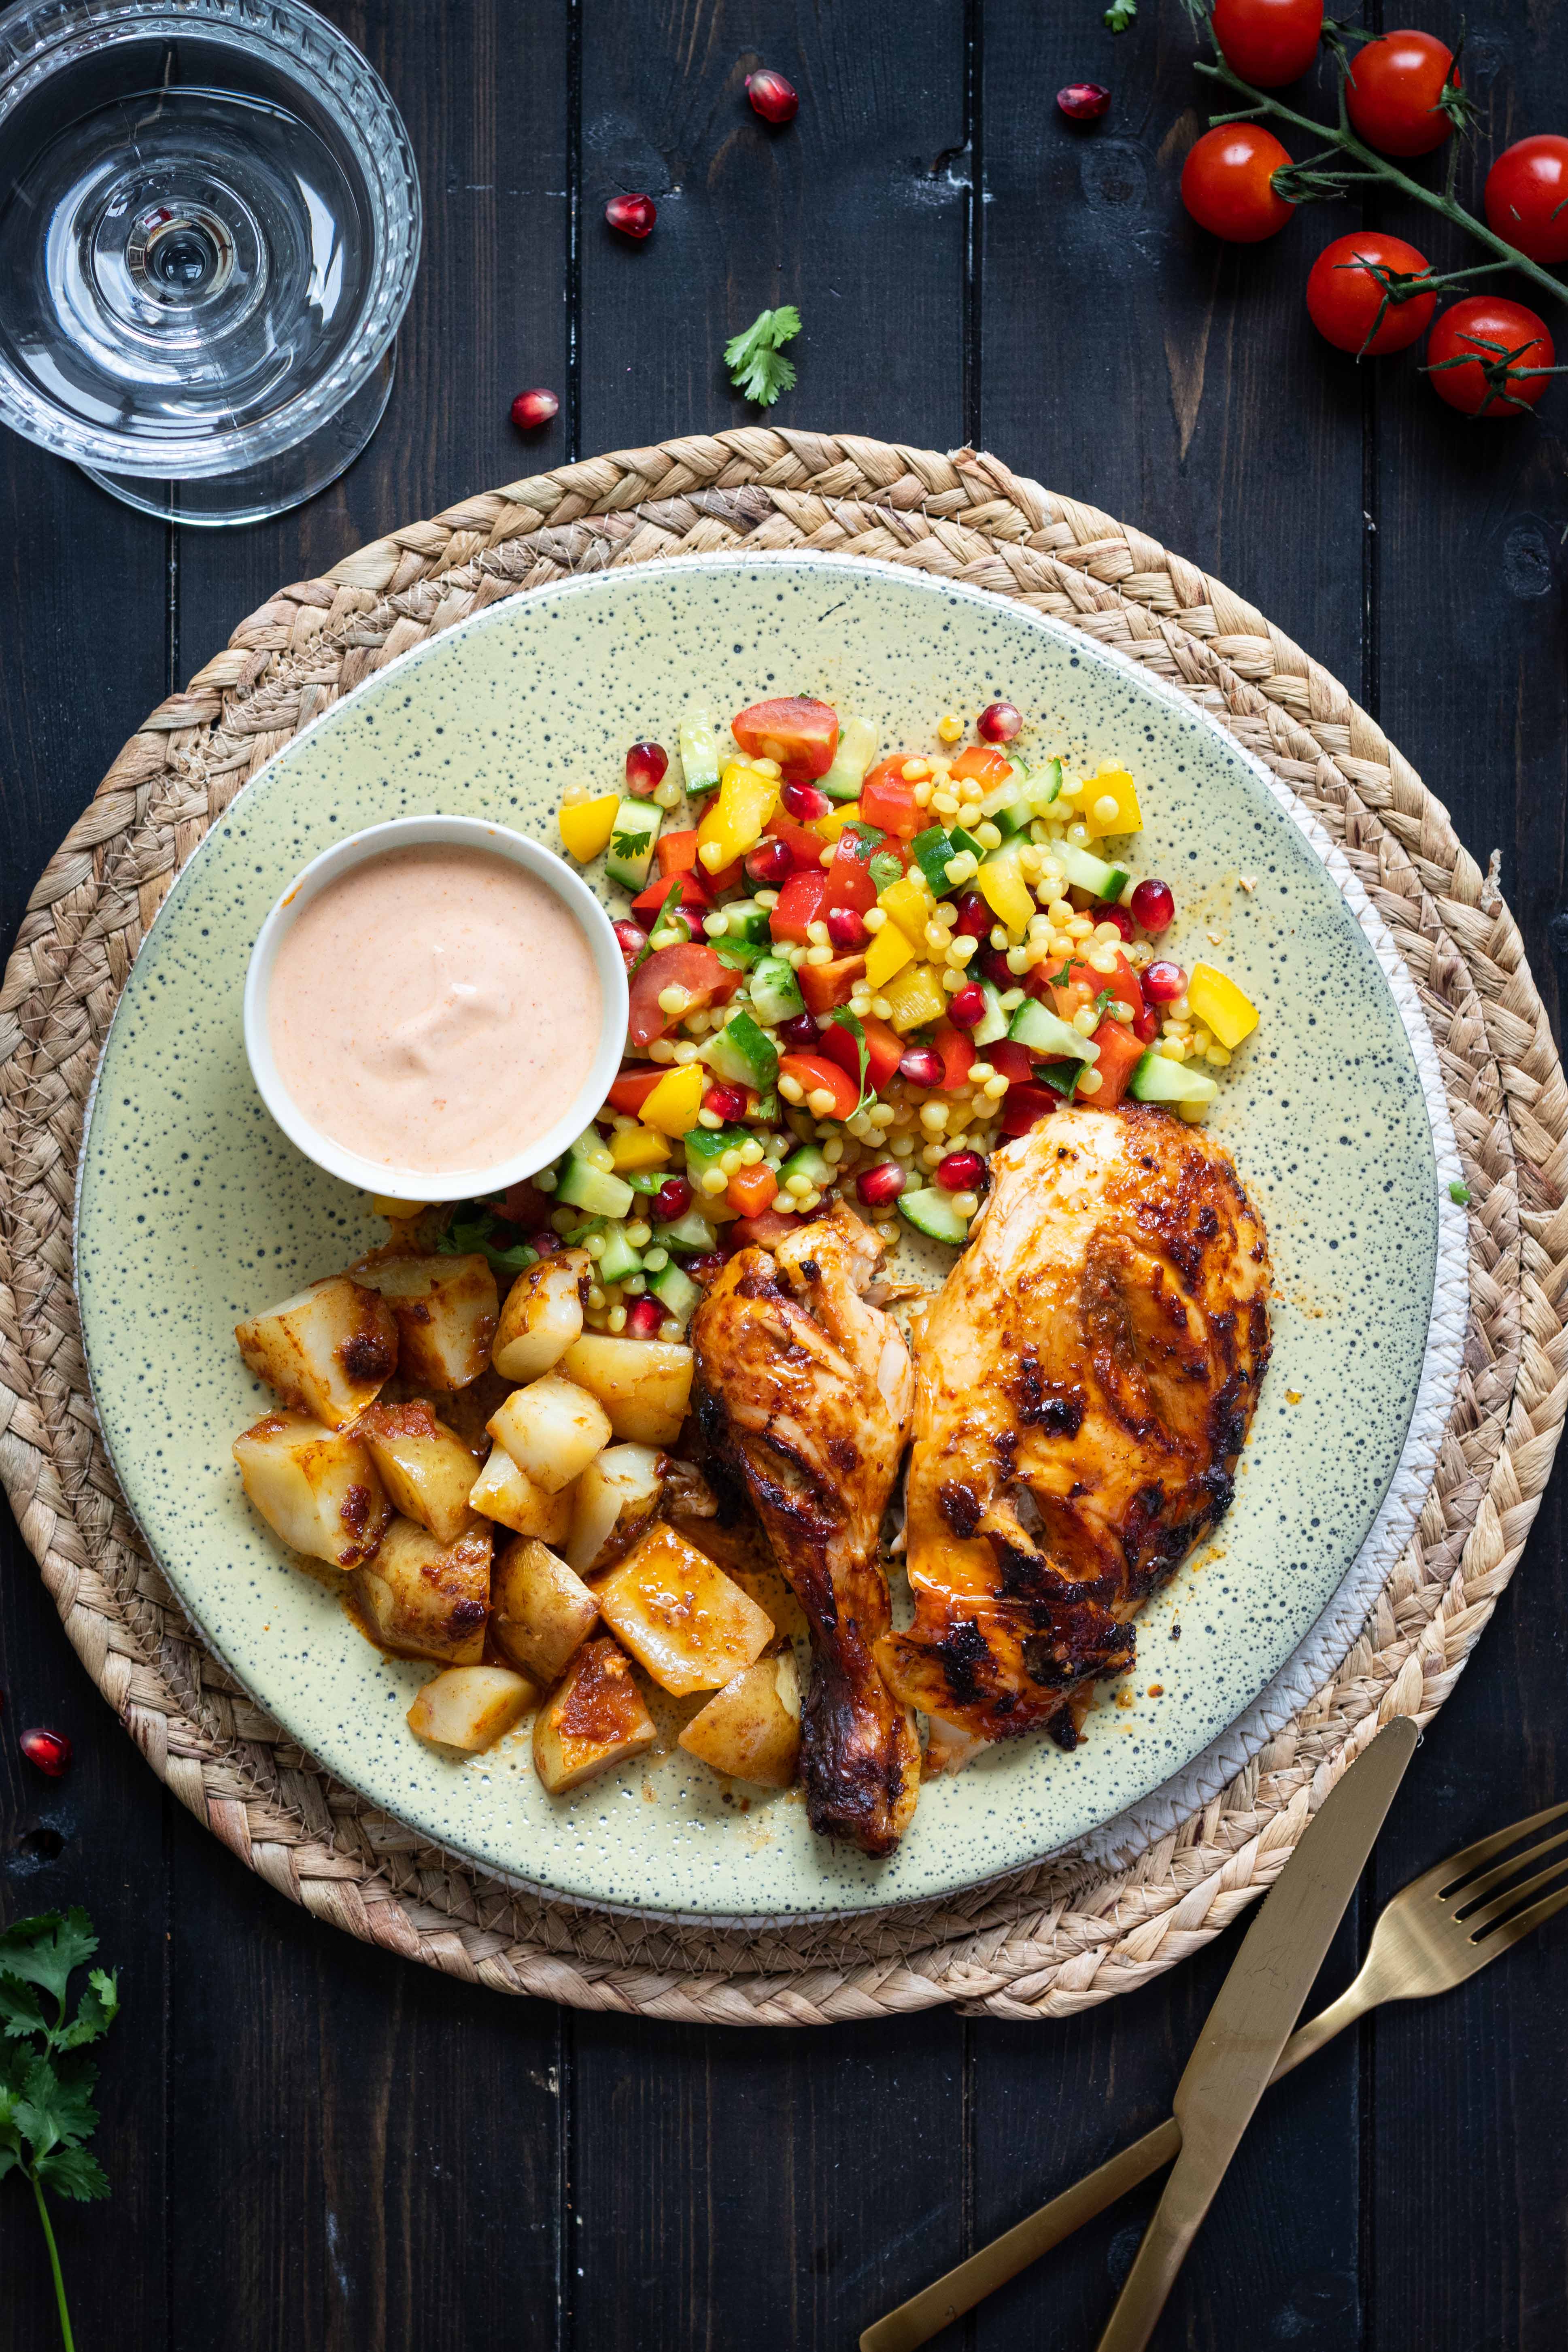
top-left (242, 813), bottom-right (628, 1203)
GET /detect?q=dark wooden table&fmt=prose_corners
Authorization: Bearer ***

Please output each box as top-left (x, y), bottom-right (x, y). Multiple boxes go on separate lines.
top-left (3, 5), bottom-right (1566, 2346)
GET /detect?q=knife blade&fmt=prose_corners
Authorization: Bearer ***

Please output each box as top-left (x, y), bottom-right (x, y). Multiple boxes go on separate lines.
top-left (1093, 1714), bottom-right (1418, 2352)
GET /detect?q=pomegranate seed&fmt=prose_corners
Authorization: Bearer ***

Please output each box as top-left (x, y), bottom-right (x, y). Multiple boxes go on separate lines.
top-left (1135, 1005), bottom-right (1160, 1044)
top-left (856, 1160), bottom-right (907, 1208)
top-left (744, 837), bottom-right (793, 887)
top-left (826, 907), bottom-right (867, 953)
top-left (978, 946), bottom-right (1014, 989)
top-left (952, 891), bottom-right (990, 939)
top-left (652, 1177), bottom-right (693, 1223)
top-left (1094, 902), bottom-right (1136, 941)
top-left (510, 387), bottom-right (559, 432)
top-left (899, 1044), bottom-right (943, 1088)
top-left (625, 740), bottom-right (669, 797)
top-left (703, 1082), bottom-right (748, 1122)
top-left (778, 1011), bottom-right (820, 1051)
top-left (606, 191), bottom-right (657, 238)
top-left (686, 1251), bottom-right (725, 1283)
top-left (780, 778), bottom-right (831, 822)
top-left (1057, 82), bottom-right (1111, 121)
top-left (19, 1726), bottom-right (70, 1777)
top-left (1143, 959), bottom-right (1187, 1005)
top-left (527, 1228), bottom-right (562, 1256)
top-left (624, 1297), bottom-right (665, 1339)
top-left (1130, 877), bottom-right (1175, 935)
top-left (612, 919), bottom-right (648, 967)
top-left (948, 982), bottom-right (987, 1030)
top-left (977, 701), bottom-right (1022, 744)
top-left (746, 67), bottom-right (799, 123)
top-left (935, 1149), bottom-right (986, 1194)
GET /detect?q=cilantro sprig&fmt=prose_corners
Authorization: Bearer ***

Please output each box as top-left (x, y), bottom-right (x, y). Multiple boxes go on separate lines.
top-left (1, 1909), bottom-right (119, 2352)
top-left (724, 306), bottom-right (801, 407)
top-left (826, 1009), bottom-right (873, 1116)
top-left (437, 1206), bottom-right (540, 1278)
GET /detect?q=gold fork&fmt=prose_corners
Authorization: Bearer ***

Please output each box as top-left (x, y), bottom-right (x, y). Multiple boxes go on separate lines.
top-left (861, 1792), bottom-right (1568, 2352)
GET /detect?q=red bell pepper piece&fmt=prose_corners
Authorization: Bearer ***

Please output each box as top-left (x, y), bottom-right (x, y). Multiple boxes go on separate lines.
top-left (821, 1012), bottom-right (903, 1095)
top-left (1088, 1020), bottom-right (1146, 1108)
top-left (631, 869), bottom-right (706, 919)
top-left (606, 1066), bottom-right (667, 1115)
top-left (949, 743), bottom-right (1014, 788)
top-left (986, 1039), bottom-right (1037, 1087)
top-left (820, 839), bottom-right (878, 918)
top-left (932, 1018), bottom-right (976, 1092)
top-left (998, 1081), bottom-right (1058, 1137)
top-left (769, 871), bottom-right (829, 944)
top-left (762, 809), bottom-right (828, 871)
top-left (625, 943), bottom-right (740, 1049)
top-left (858, 761), bottom-right (922, 840)
top-left (778, 1052), bottom-right (861, 1121)
top-left (798, 955), bottom-right (866, 1015)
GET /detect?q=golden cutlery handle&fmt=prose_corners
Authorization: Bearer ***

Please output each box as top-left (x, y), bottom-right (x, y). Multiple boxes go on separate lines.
top-left (1093, 2164), bottom-right (1210, 2352)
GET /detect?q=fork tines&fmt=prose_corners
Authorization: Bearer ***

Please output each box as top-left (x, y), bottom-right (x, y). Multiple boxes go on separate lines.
top-left (1426, 1797), bottom-right (1568, 1949)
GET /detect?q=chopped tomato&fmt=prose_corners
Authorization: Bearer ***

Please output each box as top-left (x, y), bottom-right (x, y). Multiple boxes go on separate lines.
top-left (726, 1162), bottom-right (778, 1217)
top-left (932, 1018), bottom-right (976, 1092)
top-left (731, 696), bottom-right (839, 778)
top-left (1088, 1020), bottom-right (1145, 1108)
top-left (656, 828), bottom-right (703, 879)
top-left (778, 1052), bottom-right (861, 1120)
top-left (820, 840), bottom-right (877, 917)
top-left (1051, 949), bottom-right (1145, 1026)
top-left (631, 868), bottom-right (705, 919)
top-left (859, 761), bottom-right (922, 839)
top-left (729, 1207), bottom-right (812, 1251)
top-left (762, 808), bottom-right (828, 871)
top-left (626, 943), bottom-right (740, 1048)
top-left (799, 954), bottom-right (866, 1015)
top-left (706, 854), bottom-right (746, 894)
top-left (606, 1066), bottom-right (667, 1115)
top-left (769, 871), bottom-right (829, 944)
top-left (497, 1179), bottom-right (550, 1226)
top-left (821, 1011), bottom-right (903, 1094)
top-left (949, 743), bottom-right (1014, 788)
top-left (998, 1081), bottom-right (1059, 1137)
top-left (986, 1039), bottom-right (1037, 1087)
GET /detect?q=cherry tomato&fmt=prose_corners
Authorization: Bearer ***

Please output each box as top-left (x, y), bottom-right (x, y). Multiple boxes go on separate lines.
top-left (1181, 124), bottom-right (1296, 243)
top-left (1210, 0), bottom-right (1323, 87)
top-left (1484, 135), bottom-right (1568, 267)
top-left (1346, 32), bottom-right (1458, 157)
top-left (731, 696), bottom-right (839, 777)
top-left (1305, 232), bottom-right (1436, 356)
top-left (1425, 299), bottom-right (1558, 417)
top-left (625, 942), bottom-right (740, 1047)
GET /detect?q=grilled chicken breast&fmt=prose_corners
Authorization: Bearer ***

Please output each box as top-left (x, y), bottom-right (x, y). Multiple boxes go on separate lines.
top-left (692, 1205), bottom-right (920, 1855)
top-left (878, 1105), bottom-right (1270, 1758)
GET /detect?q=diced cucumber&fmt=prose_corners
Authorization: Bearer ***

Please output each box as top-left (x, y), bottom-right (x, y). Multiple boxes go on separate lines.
top-left (778, 1142), bottom-right (831, 1188)
top-left (711, 897), bottom-right (773, 945)
top-left (593, 1223), bottom-right (644, 1284)
top-left (988, 791), bottom-right (1035, 839)
top-left (678, 708), bottom-right (721, 799)
top-left (1008, 999), bottom-right (1100, 1062)
top-left (604, 797), bottom-right (663, 892)
top-left (897, 1187), bottom-right (972, 1247)
top-left (1037, 1060), bottom-right (1083, 1099)
top-left (1056, 840), bottom-right (1130, 900)
top-left (911, 826), bottom-right (956, 897)
top-left (652, 1208), bottom-right (721, 1252)
top-left (1028, 757), bottom-right (1064, 814)
top-left (649, 1262), bottom-right (703, 1324)
top-left (1128, 1050), bottom-right (1219, 1107)
top-left (705, 1009), bottom-right (779, 1092)
top-left (948, 825), bottom-right (986, 863)
top-left (820, 714), bottom-right (878, 802)
top-left (970, 979), bottom-right (1010, 1048)
top-left (555, 1149), bottom-right (635, 1220)
top-left (750, 954), bottom-right (805, 1026)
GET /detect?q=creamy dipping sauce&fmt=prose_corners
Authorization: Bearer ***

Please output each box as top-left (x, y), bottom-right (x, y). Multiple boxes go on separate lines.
top-left (268, 843), bottom-right (603, 1173)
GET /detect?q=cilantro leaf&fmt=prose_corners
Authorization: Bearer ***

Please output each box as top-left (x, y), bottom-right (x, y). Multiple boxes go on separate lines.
top-left (0, 1978), bottom-right (47, 2041)
top-left (36, 2143), bottom-right (110, 2203)
top-left (0, 1912), bottom-right (97, 2008)
top-left (1105, 0), bottom-right (1137, 27)
top-left (826, 1009), bottom-right (873, 1115)
top-left (724, 306), bottom-right (802, 406)
top-left (56, 1972), bottom-right (120, 2054)
top-left (440, 1208), bottom-right (539, 1279)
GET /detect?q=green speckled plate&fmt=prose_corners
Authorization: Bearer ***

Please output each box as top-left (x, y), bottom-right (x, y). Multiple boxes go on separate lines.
top-left (75, 554), bottom-right (1461, 1920)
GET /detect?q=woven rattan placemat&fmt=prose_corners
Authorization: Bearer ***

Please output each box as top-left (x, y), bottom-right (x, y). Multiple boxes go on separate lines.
top-left (2, 431), bottom-right (1563, 2025)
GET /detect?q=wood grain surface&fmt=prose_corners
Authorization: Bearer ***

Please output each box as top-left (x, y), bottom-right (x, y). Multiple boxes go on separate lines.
top-left (1, 4), bottom-right (1564, 2347)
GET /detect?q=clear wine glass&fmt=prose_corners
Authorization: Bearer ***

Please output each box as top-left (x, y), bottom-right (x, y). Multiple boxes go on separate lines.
top-left (0, 0), bottom-right (421, 525)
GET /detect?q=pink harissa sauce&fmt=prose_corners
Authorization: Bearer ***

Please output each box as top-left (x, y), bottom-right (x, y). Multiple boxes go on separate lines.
top-left (268, 843), bottom-right (603, 1173)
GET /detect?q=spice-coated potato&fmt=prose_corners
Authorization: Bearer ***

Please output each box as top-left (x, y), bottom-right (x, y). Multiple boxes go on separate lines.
top-left (359, 1399), bottom-right (483, 1545)
top-left (487, 1373), bottom-right (611, 1494)
top-left (232, 1409), bottom-right (391, 1569)
top-left (491, 1536), bottom-right (600, 1685)
top-left (407, 1665), bottom-right (538, 1753)
top-left (348, 1515), bottom-right (491, 1665)
top-left (236, 1277), bottom-right (397, 1430)
top-left (493, 1250), bottom-right (589, 1382)
top-left (565, 1442), bottom-right (665, 1576)
top-left (594, 1523), bottom-right (774, 1697)
top-left (469, 1446), bottom-right (575, 1544)
top-left (532, 1636), bottom-right (657, 1794)
top-left (677, 1652), bottom-right (801, 1788)
top-left (355, 1254), bottom-right (499, 1390)
top-left (559, 1334), bottom-right (694, 1447)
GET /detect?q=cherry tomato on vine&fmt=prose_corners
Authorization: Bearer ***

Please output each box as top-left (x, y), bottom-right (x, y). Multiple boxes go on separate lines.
top-left (1345, 31), bottom-right (1459, 157)
top-left (1425, 299), bottom-right (1559, 417)
top-left (1210, 0), bottom-right (1323, 88)
top-left (1484, 135), bottom-right (1568, 266)
top-left (1180, 123), bottom-right (1296, 242)
top-left (1305, 232), bottom-right (1437, 355)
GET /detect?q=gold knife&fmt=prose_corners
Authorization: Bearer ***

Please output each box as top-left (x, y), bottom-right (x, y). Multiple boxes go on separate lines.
top-left (1092, 1715), bottom-right (1418, 2352)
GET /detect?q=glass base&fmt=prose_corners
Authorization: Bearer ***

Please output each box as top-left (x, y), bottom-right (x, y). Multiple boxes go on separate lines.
top-left (78, 349), bottom-right (396, 527)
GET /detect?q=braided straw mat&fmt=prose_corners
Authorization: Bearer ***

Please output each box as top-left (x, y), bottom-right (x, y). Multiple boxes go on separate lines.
top-left (2, 431), bottom-right (1564, 2027)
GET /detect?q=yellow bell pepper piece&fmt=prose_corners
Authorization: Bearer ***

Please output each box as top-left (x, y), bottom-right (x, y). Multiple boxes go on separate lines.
top-left (1187, 963), bottom-right (1258, 1050)
top-left (610, 1124), bottom-right (671, 1171)
top-left (876, 873), bottom-right (932, 951)
top-left (865, 921), bottom-right (915, 991)
top-left (696, 762), bottom-right (781, 873)
top-left (975, 851), bottom-right (1035, 937)
top-left (813, 800), bottom-right (860, 846)
top-left (1081, 767), bottom-right (1143, 840)
top-left (636, 1063), bottom-right (708, 1137)
top-left (368, 1194), bottom-right (429, 1222)
top-left (882, 962), bottom-right (949, 1035)
top-left (557, 791), bottom-right (620, 863)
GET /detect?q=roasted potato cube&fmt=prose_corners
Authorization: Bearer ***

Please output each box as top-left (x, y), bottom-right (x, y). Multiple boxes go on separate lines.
top-left (594, 1523), bottom-right (773, 1696)
top-left (532, 1636), bottom-right (656, 1793)
top-left (565, 1442), bottom-right (666, 1576)
top-left (407, 1664), bottom-right (538, 1752)
top-left (235, 1276), bottom-right (397, 1430)
top-left (493, 1249), bottom-right (589, 1381)
top-left (677, 1652), bottom-right (801, 1787)
top-left (487, 1373), bottom-right (611, 1494)
top-left (348, 1515), bottom-right (491, 1664)
top-left (491, 1536), bottom-right (600, 1683)
top-left (359, 1400), bottom-right (482, 1545)
top-left (356, 1254), bottom-right (498, 1390)
top-left (468, 1446), bottom-right (575, 1543)
top-left (560, 1334), bottom-right (693, 1446)
top-left (232, 1409), bottom-right (391, 1569)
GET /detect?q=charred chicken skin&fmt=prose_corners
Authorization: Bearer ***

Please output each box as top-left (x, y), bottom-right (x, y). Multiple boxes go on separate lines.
top-left (691, 1206), bottom-right (920, 1855)
top-left (878, 1105), bottom-right (1270, 1757)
